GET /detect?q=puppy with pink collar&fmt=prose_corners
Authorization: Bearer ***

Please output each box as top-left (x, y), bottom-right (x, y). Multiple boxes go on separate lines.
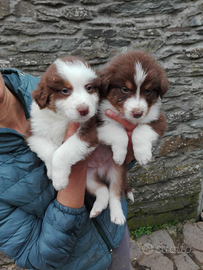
top-left (89, 50), bottom-right (169, 225)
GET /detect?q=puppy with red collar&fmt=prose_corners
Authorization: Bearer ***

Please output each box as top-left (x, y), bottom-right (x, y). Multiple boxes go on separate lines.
top-left (88, 50), bottom-right (168, 225)
top-left (26, 56), bottom-right (100, 191)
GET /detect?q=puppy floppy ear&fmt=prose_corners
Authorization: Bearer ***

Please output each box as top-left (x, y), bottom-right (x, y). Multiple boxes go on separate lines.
top-left (100, 71), bottom-right (111, 98)
top-left (32, 82), bottom-right (50, 109)
top-left (159, 76), bottom-right (169, 98)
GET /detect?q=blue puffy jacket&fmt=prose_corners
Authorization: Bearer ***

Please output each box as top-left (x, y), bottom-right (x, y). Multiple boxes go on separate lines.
top-left (0, 69), bottom-right (127, 270)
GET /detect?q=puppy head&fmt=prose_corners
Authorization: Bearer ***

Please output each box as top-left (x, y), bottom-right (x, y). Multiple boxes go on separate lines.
top-left (32, 56), bottom-right (100, 122)
top-left (100, 51), bottom-right (169, 123)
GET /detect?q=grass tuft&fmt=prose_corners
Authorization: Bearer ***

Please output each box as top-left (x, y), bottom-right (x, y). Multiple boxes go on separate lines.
top-left (130, 220), bottom-right (179, 239)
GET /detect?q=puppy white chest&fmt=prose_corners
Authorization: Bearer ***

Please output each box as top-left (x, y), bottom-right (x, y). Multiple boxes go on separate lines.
top-left (31, 102), bottom-right (69, 145)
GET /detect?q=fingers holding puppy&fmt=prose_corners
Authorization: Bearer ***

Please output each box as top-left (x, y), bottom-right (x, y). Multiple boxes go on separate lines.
top-left (64, 122), bottom-right (80, 141)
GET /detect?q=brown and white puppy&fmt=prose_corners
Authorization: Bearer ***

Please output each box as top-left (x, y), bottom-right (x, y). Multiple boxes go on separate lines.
top-left (26, 56), bottom-right (100, 191)
top-left (88, 50), bottom-right (168, 225)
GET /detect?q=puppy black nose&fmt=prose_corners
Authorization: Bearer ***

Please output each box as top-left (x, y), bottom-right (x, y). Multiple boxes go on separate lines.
top-left (132, 111), bottom-right (142, 118)
top-left (77, 106), bottom-right (89, 116)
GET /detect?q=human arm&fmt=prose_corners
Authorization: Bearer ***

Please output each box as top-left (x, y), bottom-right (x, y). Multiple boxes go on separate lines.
top-left (57, 122), bottom-right (87, 208)
top-left (0, 126), bottom-right (90, 270)
top-left (0, 139), bottom-right (89, 270)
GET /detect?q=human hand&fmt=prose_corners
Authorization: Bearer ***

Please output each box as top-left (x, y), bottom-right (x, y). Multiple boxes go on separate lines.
top-left (105, 109), bottom-right (137, 164)
top-left (57, 122), bottom-right (90, 208)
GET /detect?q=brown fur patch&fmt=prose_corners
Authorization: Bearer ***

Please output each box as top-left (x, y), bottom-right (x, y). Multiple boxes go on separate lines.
top-left (121, 163), bottom-right (132, 194)
top-left (78, 116), bottom-right (98, 148)
top-left (125, 81), bottom-right (133, 90)
top-left (110, 162), bottom-right (128, 199)
top-left (148, 112), bottom-right (167, 137)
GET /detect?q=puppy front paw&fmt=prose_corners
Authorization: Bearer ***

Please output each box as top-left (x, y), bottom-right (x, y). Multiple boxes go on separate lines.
top-left (134, 146), bottom-right (152, 165)
top-left (52, 167), bottom-right (71, 191)
top-left (112, 147), bottom-right (127, 166)
top-left (52, 178), bottom-right (69, 191)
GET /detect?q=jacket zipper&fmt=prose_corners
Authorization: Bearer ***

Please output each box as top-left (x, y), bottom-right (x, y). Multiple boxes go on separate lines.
top-left (84, 197), bottom-right (113, 256)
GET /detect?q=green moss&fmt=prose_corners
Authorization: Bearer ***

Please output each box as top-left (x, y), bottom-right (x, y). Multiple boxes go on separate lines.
top-left (130, 219), bottom-right (179, 239)
top-left (127, 204), bottom-right (198, 230)
top-left (128, 194), bottom-right (199, 216)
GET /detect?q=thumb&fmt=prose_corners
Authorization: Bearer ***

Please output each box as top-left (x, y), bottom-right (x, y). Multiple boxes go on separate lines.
top-left (64, 122), bottom-right (79, 141)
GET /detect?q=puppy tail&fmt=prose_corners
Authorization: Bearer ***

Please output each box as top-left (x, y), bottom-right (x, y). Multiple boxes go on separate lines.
top-left (126, 191), bottom-right (134, 202)
top-left (123, 173), bottom-right (134, 202)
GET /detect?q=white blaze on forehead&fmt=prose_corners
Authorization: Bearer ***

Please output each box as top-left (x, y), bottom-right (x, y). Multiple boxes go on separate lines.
top-left (54, 59), bottom-right (97, 88)
top-left (134, 61), bottom-right (147, 87)
top-left (53, 59), bottom-right (99, 122)
top-left (134, 61), bottom-right (147, 99)
top-left (122, 62), bottom-right (148, 123)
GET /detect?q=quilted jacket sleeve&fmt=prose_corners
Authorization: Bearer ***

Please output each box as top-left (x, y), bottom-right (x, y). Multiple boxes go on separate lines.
top-left (0, 144), bottom-right (89, 270)
top-left (0, 197), bottom-right (88, 270)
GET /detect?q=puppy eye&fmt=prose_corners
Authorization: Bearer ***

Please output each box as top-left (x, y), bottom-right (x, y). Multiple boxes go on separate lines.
top-left (121, 87), bottom-right (130, 94)
top-left (61, 88), bottom-right (71, 95)
top-left (145, 88), bottom-right (152, 95)
top-left (86, 85), bottom-right (93, 92)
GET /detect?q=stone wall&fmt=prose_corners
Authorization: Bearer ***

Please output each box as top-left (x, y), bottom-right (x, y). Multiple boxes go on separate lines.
top-left (0, 0), bottom-right (202, 230)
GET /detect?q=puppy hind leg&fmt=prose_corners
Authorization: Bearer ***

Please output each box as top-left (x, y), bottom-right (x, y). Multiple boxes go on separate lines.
top-left (86, 168), bottom-right (109, 218)
top-left (108, 164), bottom-right (126, 225)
